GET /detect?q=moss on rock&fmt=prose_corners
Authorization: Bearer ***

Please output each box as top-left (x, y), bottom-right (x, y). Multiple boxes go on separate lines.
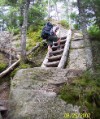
top-left (59, 71), bottom-right (100, 119)
top-left (28, 42), bottom-right (47, 67)
top-left (0, 53), bottom-right (8, 72)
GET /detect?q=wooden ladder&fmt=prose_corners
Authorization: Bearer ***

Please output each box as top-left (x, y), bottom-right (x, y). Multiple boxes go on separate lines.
top-left (41, 30), bottom-right (72, 68)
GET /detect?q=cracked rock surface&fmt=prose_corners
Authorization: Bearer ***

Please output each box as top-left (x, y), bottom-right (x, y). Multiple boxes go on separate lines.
top-left (8, 68), bottom-right (82, 119)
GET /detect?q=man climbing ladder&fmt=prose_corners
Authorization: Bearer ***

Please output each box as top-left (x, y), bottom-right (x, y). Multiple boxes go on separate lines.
top-left (41, 22), bottom-right (61, 57)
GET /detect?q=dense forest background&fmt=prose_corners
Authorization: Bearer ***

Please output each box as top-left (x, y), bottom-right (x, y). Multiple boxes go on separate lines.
top-left (0, 0), bottom-right (100, 46)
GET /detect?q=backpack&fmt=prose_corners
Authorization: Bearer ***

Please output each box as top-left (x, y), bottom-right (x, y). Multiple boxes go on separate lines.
top-left (41, 22), bottom-right (54, 39)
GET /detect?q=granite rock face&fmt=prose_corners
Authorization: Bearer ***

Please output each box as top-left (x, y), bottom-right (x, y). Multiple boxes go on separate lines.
top-left (67, 31), bottom-right (93, 71)
top-left (67, 49), bottom-right (87, 70)
top-left (8, 68), bottom-right (81, 119)
top-left (71, 40), bottom-right (85, 49)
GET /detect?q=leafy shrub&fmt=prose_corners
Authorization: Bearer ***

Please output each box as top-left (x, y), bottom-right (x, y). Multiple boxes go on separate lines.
top-left (10, 63), bottom-right (31, 77)
top-left (20, 63), bottom-right (31, 69)
top-left (88, 25), bottom-right (100, 40)
top-left (10, 67), bottom-right (19, 77)
top-left (59, 20), bottom-right (69, 29)
top-left (0, 63), bottom-right (7, 72)
top-left (73, 24), bottom-right (80, 30)
top-left (7, 27), bottom-right (20, 35)
top-left (28, 24), bottom-right (43, 32)
top-left (27, 30), bottom-right (42, 50)
top-left (28, 25), bottom-right (37, 32)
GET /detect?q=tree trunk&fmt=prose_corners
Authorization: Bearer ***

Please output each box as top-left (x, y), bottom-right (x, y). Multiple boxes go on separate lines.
top-left (21, 0), bottom-right (30, 63)
top-left (77, 0), bottom-right (88, 38)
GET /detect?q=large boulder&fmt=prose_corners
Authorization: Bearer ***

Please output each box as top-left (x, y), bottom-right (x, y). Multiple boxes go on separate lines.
top-left (8, 68), bottom-right (81, 119)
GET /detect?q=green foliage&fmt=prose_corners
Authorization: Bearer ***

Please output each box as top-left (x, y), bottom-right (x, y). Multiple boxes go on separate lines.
top-left (91, 41), bottom-right (100, 73)
top-left (20, 63), bottom-right (31, 69)
top-left (27, 30), bottom-right (42, 50)
top-left (0, 0), bottom-right (17, 6)
top-left (59, 20), bottom-right (69, 29)
top-left (27, 41), bottom-right (47, 67)
top-left (7, 26), bottom-right (20, 35)
top-left (10, 41), bottom-right (47, 77)
top-left (0, 63), bottom-right (7, 72)
top-left (10, 67), bottom-right (19, 77)
top-left (28, 3), bottom-right (46, 30)
top-left (7, 0), bottom-right (17, 4)
top-left (0, 0), bottom-right (46, 33)
top-left (75, 0), bottom-right (100, 29)
top-left (10, 63), bottom-right (32, 77)
top-left (59, 84), bottom-right (80, 104)
top-left (73, 24), bottom-right (80, 30)
top-left (59, 71), bottom-right (100, 119)
top-left (70, 12), bottom-right (80, 30)
top-left (0, 6), bottom-right (19, 33)
top-left (88, 25), bottom-right (100, 40)
top-left (0, 0), bottom-right (6, 5)
top-left (70, 12), bottom-right (77, 21)
top-left (0, 53), bottom-right (8, 72)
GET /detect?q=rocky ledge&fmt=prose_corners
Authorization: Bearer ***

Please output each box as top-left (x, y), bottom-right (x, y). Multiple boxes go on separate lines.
top-left (8, 67), bottom-right (82, 119)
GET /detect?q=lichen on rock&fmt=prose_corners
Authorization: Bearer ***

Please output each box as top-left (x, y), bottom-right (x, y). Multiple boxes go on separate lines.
top-left (8, 68), bottom-right (81, 119)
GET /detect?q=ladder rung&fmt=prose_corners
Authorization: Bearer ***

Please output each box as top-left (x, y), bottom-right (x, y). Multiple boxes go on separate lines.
top-left (45, 61), bottom-right (59, 67)
top-left (48, 55), bottom-right (62, 62)
top-left (51, 49), bottom-right (63, 55)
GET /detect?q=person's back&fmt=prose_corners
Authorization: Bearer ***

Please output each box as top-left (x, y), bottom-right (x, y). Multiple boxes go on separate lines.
top-left (41, 23), bottom-right (61, 57)
top-left (41, 22), bottom-right (53, 39)
top-left (47, 26), bottom-right (61, 56)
